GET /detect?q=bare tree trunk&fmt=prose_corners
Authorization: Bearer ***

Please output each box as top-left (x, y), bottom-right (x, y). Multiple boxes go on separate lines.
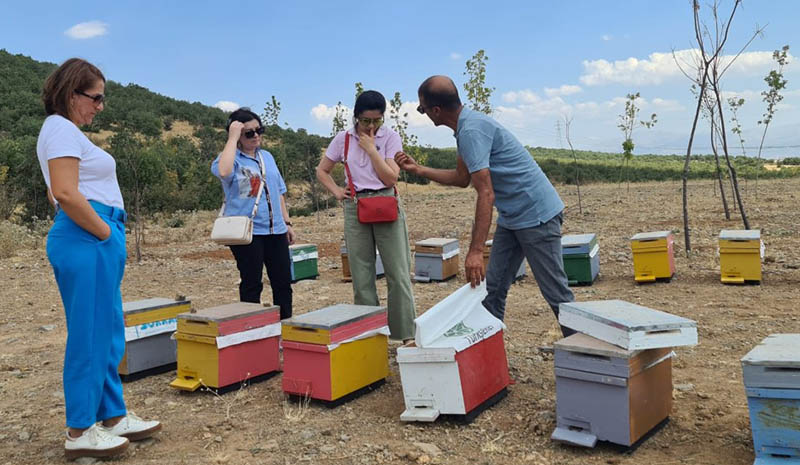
top-left (710, 117), bottom-right (730, 219)
top-left (564, 117), bottom-right (583, 215)
top-left (755, 127), bottom-right (769, 198)
top-left (712, 81), bottom-right (750, 229)
top-left (134, 193), bottom-right (143, 264)
top-left (682, 82), bottom-right (707, 256)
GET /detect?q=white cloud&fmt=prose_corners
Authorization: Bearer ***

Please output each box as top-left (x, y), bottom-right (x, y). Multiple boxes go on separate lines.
top-left (214, 101), bottom-right (240, 112)
top-left (580, 49), bottom-right (791, 86)
top-left (450, 52), bottom-right (462, 60)
top-left (64, 21), bottom-right (109, 39)
top-left (602, 34), bottom-right (612, 41)
top-left (544, 85), bottom-right (583, 97)
top-left (502, 89), bottom-right (540, 104)
top-left (310, 103), bottom-right (352, 123)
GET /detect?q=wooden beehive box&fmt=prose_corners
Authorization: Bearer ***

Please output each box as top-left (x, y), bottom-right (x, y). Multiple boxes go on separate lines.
top-left (741, 334), bottom-right (800, 463)
top-left (281, 304), bottom-right (388, 402)
top-left (414, 238), bottom-right (459, 282)
top-left (558, 300), bottom-right (697, 350)
top-left (551, 333), bottom-right (673, 448)
top-left (290, 243), bottom-right (319, 282)
top-left (170, 302), bottom-right (280, 392)
top-left (720, 229), bottom-right (763, 284)
top-left (340, 243), bottom-right (384, 281)
top-left (630, 231), bottom-right (675, 283)
top-left (483, 239), bottom-right (526, 281)
top-left (119, 297), bottom-right (191, 381)
top-left (561, 233), bottom-right (599, 286)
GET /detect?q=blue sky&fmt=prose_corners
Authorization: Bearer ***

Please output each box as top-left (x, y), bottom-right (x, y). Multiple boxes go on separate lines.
top-left (3, 1), bottom-right (800, 157)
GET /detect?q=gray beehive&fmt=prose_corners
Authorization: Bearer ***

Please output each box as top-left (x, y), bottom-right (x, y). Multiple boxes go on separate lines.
top-left (551, 333), bottom-right (673, 448)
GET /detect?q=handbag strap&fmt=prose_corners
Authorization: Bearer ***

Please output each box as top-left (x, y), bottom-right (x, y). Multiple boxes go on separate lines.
top-left (216, 150), bottom-right (266, 218)
top-left (343, 132), bottom-right (398, 202)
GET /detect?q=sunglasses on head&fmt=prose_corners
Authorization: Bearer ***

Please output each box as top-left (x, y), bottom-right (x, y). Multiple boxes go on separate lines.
top-left (243, 127), bottom-right (265, 138)
top-left (75, 90), bottom-right (105, 105)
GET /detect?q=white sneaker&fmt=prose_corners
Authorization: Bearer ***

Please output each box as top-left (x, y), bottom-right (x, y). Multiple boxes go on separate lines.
top-left (103, 412), bottom-right (162, 441)
top-left (64, 424), bottom-right (129, 460)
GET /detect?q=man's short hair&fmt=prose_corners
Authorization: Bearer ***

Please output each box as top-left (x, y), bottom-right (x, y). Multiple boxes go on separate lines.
top-left (418, 76), bottom-right (462, 111)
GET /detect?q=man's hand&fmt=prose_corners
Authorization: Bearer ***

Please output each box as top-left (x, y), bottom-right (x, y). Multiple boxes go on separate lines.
top-left (465, 250), bottom-right (485, 288)
top-left (394, 151), bottom-right (419, 174)
top-left (286, 225), bottom-right (296, 245)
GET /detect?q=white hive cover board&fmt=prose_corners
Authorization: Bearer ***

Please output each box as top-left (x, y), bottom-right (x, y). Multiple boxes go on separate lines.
top-left (414, 282), bottom-right (505, 353)
top-left (741, 334), bottom-right (800, 367)
top-left (559, 300), bottom-right (697, 350)
top-left (720, 229), bottom-right (761, 241)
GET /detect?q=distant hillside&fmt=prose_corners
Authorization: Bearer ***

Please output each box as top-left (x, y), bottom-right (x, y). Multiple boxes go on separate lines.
top-left (0, 49), bottom-right (228, 139)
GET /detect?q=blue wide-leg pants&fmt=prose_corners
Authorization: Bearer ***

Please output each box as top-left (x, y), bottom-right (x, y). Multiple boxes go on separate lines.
top-left (47, 202), bottom-right (128, 429)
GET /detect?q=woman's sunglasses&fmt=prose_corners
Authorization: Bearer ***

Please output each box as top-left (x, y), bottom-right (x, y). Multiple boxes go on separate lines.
top-left (243, 127), bottom-right (265, 138)
top-left (357, 117), bottom-right (384, 127)
top-left (75, 90), bottom-right (105, 105)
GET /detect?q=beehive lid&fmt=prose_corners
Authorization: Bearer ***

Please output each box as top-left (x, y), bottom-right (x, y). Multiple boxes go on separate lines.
top-left (283, 304), bottom-right (385, 330)
top-left (561, 300), bottom-right (695, 332)
top-left (123, 297), bottom-right (189, 315)
top-left (554, 333), bottom-right (640, 359)
top-left (417, 238), bottom-right (458, 248)
top-left (562, 233), bottom-right (597, 248)
top-left (178, 302), bottom-right (272, 322)
top-left (290, 243), bottom-right (317, 252)
top-left (720, 229), bottom-right (761, 241)
top-left (630, 231), bottom-right (671, 241)
top-left (741, 334), bottom-right (800, 367)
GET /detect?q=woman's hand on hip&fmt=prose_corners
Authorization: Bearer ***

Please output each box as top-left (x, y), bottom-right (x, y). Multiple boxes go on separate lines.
top-left (335, 185), bottom-right (352, 201)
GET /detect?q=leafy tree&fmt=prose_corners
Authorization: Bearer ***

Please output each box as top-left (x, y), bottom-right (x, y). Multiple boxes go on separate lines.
top-left (617, 92), bottom-right (657, 192)
top-left (262, 95), bottom-right (281, 127)
top-left (563, 116), bottom-right (583, 215)
top-left (463, 50), bottom-right (494, 114)
top-left (755, 45), bottom-right (790, 196)
top-left (331, 101), bottom-right (347, 136)
top-left (111, 131), bottom-right (167, 263)
top-left (355, 82), bottom-right (364, 99)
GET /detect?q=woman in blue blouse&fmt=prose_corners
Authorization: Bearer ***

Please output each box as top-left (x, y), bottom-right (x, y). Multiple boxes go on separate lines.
top-left (211, 108), bottom-right (294, 319)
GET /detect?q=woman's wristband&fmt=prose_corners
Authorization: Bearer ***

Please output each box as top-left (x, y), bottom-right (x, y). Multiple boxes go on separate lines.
top-left (285, 221), bottom-right (292, 227)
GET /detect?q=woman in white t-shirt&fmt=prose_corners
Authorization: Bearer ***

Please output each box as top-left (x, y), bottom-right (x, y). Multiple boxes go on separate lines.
top-left (37, 58), bottom-right (160, 460)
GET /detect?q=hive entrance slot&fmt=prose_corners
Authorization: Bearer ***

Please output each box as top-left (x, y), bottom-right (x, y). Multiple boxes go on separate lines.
top-left (644, 329), bottom-right (681, 336)
top-left (765, 367), bottom-right (800, 372)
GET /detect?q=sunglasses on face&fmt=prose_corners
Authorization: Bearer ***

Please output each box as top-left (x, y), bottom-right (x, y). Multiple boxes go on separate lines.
top-left (357, 117), bottom-right (384, 127)
top-left (243, 127), bottom-right (265, 138)
top-left (417, 104), bottom-right (437, 115)
top-left (75, 90), bottom-right (105, 105)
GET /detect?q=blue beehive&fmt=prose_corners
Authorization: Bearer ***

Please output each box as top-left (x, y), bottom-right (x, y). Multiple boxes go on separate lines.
top-left (741, 334), bottom-right (800, 464)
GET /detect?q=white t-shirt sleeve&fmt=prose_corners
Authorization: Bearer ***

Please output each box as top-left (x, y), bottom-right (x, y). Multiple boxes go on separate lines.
top-left (41, 117), bottom-right (84, 161)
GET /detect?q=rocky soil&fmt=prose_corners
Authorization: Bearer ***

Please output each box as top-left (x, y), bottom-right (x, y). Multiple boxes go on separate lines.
top-left (1, 178), bottom-right (799, 465)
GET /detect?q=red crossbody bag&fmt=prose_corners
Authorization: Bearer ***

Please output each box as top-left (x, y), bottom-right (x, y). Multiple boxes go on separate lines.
top-left (343, 133), bottom-right (399, 224)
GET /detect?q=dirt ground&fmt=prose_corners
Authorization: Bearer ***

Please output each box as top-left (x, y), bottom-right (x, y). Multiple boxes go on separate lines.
top-left (1, 178), bottom-right (799, 465)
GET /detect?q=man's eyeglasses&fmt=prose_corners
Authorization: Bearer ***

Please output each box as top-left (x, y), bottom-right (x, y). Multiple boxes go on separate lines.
top-left (357, 117), bottom-right (384, 127)
top-left (75, 90), bottom-right (105, 105)
top-left (243, 127), bottom-right (265, 138)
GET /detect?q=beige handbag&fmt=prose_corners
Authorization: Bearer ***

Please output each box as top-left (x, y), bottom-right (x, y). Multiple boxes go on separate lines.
top-left (210, 152), bottom-right (266, 246)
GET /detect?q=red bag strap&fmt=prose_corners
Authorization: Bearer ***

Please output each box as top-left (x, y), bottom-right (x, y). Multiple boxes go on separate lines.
top-left (342, 132), bottom-right (399, 199)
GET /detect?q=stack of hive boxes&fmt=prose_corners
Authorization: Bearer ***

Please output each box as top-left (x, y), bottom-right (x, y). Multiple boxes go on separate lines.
top-left (340, 243), bottom-right (385, 281)
top-left (561, 233), bottom-right (600, 286)
top-left (414, 238), bottom-right (459, 282)
top-left (170, 302), bottom-right (281, 392)
top-left (281, 304), bottom-right (389, 403)
top-left (719, 229), bottom-right (763, 284)
top-left (552, 300), bottom-right (697, 448)
top-left (741, 334), bottom-right (800, 464)
top-left (630, 231), bottom-right (675, 283)
top-left (290, 243), bottom-right (319, 282)
top-left (397, 283), bottom-right (510, 422)
top-left (483, 239), bottom-right (526, 281)
top-left (119, 297), bottom-right (191, 381)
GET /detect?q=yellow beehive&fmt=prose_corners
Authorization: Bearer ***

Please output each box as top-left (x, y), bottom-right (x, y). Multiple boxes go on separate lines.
top-left (630, 231), bottom-right (675, 283)
top-left (719, 229), bottom-right (762, 284)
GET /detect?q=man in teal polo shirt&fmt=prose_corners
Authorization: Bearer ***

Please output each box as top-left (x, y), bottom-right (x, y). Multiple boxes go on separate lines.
top-left (396, 75), bottom-right (574, 336)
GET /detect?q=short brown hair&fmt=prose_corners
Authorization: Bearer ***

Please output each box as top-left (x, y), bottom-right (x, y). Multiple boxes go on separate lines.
top-left (42, 58), bottom-right (105, 118)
